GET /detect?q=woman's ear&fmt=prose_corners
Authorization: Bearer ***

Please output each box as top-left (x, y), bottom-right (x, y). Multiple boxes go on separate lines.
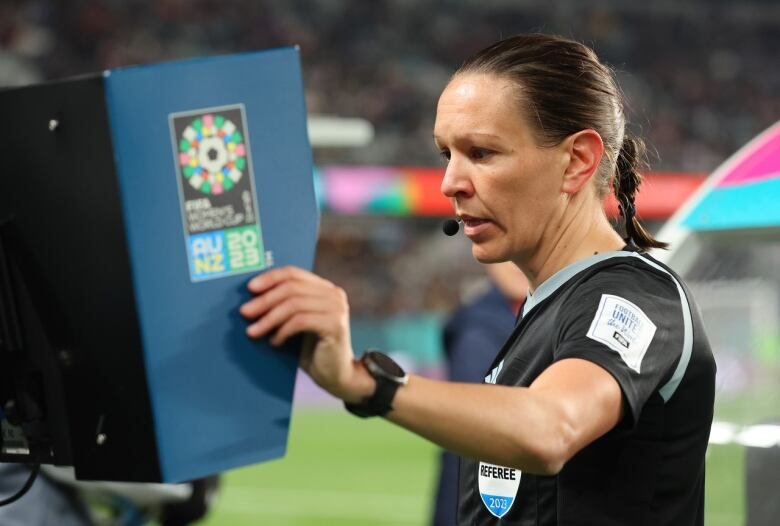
top-left (561, 129), bottom-right (604, 195)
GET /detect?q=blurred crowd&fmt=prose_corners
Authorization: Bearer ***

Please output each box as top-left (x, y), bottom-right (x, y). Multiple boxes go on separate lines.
top-left (2, 0), bottom-right (779, 172)
top-left (2, 0), bottom-right (778, 316)
top-left (314, 215), bottom-right (486, 316)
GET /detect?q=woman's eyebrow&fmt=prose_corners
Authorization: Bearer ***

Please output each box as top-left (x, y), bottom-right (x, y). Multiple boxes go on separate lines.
top-left (434, 132), bottom-right (502, 143)
top-left (467, 132), bottom-right (502, 140)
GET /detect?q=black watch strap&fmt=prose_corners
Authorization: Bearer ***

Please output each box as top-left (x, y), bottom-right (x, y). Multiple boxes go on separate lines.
top-left (344, 351), bottom-right (407, 418)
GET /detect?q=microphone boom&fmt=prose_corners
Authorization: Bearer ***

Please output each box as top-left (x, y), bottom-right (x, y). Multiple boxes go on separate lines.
top-left (442, 219), bottom-right (460, 236)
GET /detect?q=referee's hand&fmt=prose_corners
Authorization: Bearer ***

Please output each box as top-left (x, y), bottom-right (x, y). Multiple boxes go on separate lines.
top-left (240, 266), bottom-right (374, 403)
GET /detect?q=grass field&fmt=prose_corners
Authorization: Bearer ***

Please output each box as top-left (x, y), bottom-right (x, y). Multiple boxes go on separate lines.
top-left (195, 408), bottom-right (747, 526)
top-left (198, 409), bottom-right (439, 526)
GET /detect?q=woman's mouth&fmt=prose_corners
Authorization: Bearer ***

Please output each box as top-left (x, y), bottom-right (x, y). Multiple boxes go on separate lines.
top-left (460, 215), bottom-right (493, 237)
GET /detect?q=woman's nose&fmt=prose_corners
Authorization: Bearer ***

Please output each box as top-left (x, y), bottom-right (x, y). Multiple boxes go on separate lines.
top-left (440, 158), bottom-right (475, 200)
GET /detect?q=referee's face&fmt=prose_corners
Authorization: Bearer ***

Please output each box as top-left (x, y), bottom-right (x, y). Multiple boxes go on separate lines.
top-left (434, 74), bottom-right (570, 265)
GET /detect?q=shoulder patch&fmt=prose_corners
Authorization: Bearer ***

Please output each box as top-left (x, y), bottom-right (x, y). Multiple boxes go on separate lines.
top-left (586, 294), bottom-right (657, 373)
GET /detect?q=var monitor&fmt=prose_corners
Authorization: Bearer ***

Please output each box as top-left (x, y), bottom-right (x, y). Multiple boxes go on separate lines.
top-left (0, 47), bottom-right (318, 483)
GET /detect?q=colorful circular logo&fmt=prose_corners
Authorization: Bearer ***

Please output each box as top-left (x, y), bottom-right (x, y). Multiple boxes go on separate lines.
top-left (178, 113), bottom-right (246, 195)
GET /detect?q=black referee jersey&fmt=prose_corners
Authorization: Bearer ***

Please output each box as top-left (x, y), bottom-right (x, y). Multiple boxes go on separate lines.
top-left (457, 247), bottom-right (716, 526)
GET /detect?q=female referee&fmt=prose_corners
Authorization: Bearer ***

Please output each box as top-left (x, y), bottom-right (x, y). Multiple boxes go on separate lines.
top-left (239, 34), bottom-right (716, 525)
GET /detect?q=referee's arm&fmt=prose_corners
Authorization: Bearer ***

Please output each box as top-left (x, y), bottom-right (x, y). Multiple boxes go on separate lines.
top-left (240, 266), bottom-right (624, 476)
top-left (387, 358), bottom-right (623, 475)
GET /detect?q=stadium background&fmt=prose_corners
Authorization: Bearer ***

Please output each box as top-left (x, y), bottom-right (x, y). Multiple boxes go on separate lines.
top-left (2, 1), bottom-right (779, 524)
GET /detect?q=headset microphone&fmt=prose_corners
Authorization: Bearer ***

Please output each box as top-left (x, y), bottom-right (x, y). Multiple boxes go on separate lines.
top-left (442, 218), bottom-right (461, 236)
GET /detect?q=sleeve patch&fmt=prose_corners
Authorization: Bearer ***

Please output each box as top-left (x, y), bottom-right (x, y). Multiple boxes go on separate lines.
top-left (586, 294), bottom-right (657, 373)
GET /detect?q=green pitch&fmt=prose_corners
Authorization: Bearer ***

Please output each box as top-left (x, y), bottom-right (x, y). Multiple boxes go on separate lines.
top-left (195, 409), bottom-right (743, 525)
top-left (197, 409), bottom-right (439, 525)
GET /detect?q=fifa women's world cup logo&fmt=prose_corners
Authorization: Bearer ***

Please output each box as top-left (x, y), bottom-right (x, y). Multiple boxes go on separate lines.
top-left (170, 104), bottom-right (267, 282)
top-left (178, 113), bottom-right (247, 195)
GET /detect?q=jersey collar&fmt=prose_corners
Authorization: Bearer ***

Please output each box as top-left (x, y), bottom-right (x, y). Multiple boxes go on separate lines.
top-left (521, 247), bottom-right (634, 319)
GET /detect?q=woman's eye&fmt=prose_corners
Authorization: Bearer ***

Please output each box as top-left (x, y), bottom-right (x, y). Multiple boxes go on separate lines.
top-left (470, 148), bottom-right (492, 160)
top-left (439, 150), bottom-right (451, 162)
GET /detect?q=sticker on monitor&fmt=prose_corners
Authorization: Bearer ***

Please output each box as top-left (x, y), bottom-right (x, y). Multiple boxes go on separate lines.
top-left (170, 104), bottom-right (266, 282)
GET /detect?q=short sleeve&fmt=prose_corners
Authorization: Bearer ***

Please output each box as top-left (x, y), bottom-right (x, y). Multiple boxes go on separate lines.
top-left (553, 265), bottom-right (685, 427)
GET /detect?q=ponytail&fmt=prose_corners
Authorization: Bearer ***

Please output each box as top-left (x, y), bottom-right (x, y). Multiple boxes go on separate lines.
top-left (613, 134), bottom-right (668, 250)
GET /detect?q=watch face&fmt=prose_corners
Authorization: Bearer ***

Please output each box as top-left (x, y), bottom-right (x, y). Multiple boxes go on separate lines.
top-left (366, 351), bottom-right (405, 379)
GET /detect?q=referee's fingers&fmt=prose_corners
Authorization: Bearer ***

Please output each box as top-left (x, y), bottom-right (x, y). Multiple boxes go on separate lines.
top-left (240, 279), bottom-right (326, 319)
top-left (246, 265), bottom-right (330, 294)
top-left (269, 312), bottom-right (336, 347)
top-left (245, 295), bottom-right (337, 339)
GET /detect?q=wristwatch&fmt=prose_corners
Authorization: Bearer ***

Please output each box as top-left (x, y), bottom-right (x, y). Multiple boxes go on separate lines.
top-left (344, 350), bottom-right (409, 418)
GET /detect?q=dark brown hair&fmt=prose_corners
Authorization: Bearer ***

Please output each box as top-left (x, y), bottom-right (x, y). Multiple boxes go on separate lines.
top-left (457, 33), bottom-right (667, 250)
